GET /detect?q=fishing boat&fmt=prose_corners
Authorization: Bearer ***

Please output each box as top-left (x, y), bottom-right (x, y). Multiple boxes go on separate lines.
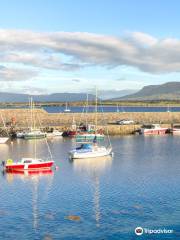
top-left (64, 102), bottom-right (71, 112)
top-left (172, 125), bottom-right (180, 135)
top-left (46, 129), bottom-right (63, 137)
top-left (140, 124), bottom-right (168, 135)
top-left (4, 158), bottom-right (54, 172)
top-left (69, 88), bottom-right (113, 159)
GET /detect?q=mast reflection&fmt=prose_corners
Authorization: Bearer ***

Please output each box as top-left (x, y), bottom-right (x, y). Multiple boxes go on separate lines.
top-left (72, 156), bottom-right (112, 227)
top-left (4, 170), bottom-right (53, 231)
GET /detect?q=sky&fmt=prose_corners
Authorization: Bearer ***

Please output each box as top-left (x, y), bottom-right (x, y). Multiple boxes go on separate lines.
top-left (1, 0), bottom-right (180, 95)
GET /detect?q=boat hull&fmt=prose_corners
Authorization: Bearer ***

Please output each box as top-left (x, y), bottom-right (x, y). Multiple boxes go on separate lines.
top-left (0, 137), bottom-right (9, 144)
top-left (140, 128), bottom-right (168, 135)
top-left (69, 147), bottom-right (112, 159)
top-left (76, 133), bottom-right (104, 141)
top-left (46, 132), bottom-right (63, 137)
top-left (5, 161), bottom-right (54, 172)
top-left (24, 134), bottom-right (46, 139)
top-left (172, 129), bottom-right (180, 135)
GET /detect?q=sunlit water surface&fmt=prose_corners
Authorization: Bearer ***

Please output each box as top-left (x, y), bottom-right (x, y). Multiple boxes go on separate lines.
top-left (0, 136), bottom-right (180, 239)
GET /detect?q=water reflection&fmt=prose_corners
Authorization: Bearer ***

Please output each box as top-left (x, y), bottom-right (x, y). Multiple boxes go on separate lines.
top-left (72, 156), bottom-right (112, 227)
top-left (4, 170), bottom-right (54, 231)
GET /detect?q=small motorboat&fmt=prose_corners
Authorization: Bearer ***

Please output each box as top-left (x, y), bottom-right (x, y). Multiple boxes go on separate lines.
top-left (17, 131), bottom-right (26, 138)
top-left (139, 124), bottom-right (168, 135)
top-left (0, 137), bottom-right (9, 144)
top-left (46, 130), bottom-right (63, 138)
top-left (172, 125), bottom-right (180, 135)
top-left (3, 158), bottom-right (54, 172)
top-left (69, 143), bottom-right (112, 159)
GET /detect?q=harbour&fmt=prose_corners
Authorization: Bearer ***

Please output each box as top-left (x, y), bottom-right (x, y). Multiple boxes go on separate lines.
top-left (0, 136), bottom-right (180, 239)
top-left (0, 108), bottom-right (179, 136)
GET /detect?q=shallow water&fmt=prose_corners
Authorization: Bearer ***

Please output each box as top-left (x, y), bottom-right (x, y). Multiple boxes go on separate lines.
top-left (0, 136), bottom-right (180, 239)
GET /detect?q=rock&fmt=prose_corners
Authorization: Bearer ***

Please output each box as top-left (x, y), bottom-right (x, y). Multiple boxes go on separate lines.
top-left (65, 215), bottom-right (81, 221)
top-left (43, 234), bottom-right (53, 240)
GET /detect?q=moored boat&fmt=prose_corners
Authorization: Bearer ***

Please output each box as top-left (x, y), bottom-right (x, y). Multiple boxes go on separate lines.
top-left (3, 158), bottom-right (54, 172)
top-left (172, 125), bottom-right (180, 135)
top-left (46, 129), bottom-right (63, 137)
top-left (24, 130), bottom-right (46, 139)
top-left (0, 137), bottom-right (9, 144)
top-left (69, 143), bottom-right (112, 159)
top-left (140, 124), bottom-right (168, 135)
top-left (76, 132), bottom-right (104, 142)
top-left (76, 124), bottom-right (104, 141)
top-left (64, 102), bottom-right (71, 112)
top-left (69, 88), bottom-right (113, 160)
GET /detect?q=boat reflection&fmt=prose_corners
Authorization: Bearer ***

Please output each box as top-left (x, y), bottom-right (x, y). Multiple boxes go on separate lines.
top-left (72, 156), bottom-right (112, 227)
top-left (4, 169), bottom-right (54, 231)
top-left (72, 155), bottom-right (112, 173)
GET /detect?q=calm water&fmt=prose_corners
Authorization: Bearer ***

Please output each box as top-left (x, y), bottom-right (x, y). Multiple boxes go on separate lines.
top-left (43, 105), bottom-right (180, 113)
top-left (0, 136), bottom-right (180, 239)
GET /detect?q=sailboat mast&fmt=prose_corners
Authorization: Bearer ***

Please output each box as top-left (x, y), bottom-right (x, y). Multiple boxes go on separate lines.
top-left (30, 97), bottom-right (33, 130)
top-left (95, 87), bottom-right (98, 133)
top-left (33, 100), bottom-right (37, 160)
top-left (86, 93), bottom-right (88, 128)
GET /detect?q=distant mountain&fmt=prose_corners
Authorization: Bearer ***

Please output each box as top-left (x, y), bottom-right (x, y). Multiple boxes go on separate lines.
top-left (0, 92), bottom-right (96, 103)
top-left (112, 82), bottom-right (180, 100)
top-left (99, 89), bottom-right (138, 100)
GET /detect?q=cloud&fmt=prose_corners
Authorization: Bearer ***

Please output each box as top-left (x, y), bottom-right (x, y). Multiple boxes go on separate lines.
top-left (0, 29), bottom-right (180, 74)
top-left (0, 65), bottom-right (38, 81)
top-left (21, 86), bottom-right (47, 94)
top-left (72, 79), bottom-right (81, 82)
top-left (116, 77), bottom-right (126, 81)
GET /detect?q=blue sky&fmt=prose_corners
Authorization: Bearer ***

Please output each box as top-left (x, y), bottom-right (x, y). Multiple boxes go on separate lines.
top-left (0, 0), bottom-right (180, 94)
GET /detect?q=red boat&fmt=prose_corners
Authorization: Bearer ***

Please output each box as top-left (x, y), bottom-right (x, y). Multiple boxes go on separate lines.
top-left (6, 168), bottom-right (53, 175)
top-left (4, 158), bottom-right (54, 172)
top-left (140, 124), bottom-right (168, 135)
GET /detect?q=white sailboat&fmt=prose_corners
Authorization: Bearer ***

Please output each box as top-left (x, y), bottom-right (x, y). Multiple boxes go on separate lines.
top-left (64, 102), bottom-right (71, 112)
top-left (167, 105), bottom-right (170, 112)
top-left (116, 104), bottom-right (119, 112)
top-left (69, 88), bottom-right (113, 159)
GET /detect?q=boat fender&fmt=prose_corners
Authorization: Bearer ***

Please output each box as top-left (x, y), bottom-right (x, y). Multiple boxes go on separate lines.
top-left (111, 152), bottom-right (114, 157)
top-left (55, 166), bottom-right (59, 170)
top-left (7, 159), bottom-right (13, 164)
